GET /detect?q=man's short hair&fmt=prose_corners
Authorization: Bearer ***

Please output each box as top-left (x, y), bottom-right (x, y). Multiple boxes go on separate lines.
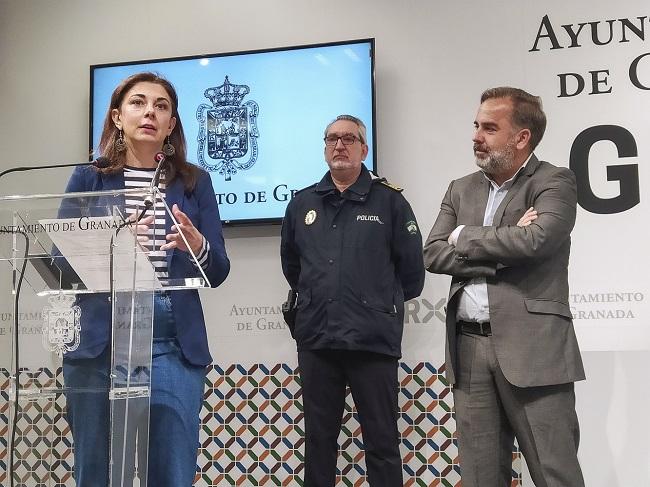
top-left (481, 87), bottom-right (547, 151)
top-left (324, 114), bottom-right (367, 144)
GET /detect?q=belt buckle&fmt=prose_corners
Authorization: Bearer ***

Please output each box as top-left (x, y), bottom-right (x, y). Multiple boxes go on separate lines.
top-left (478, 322), bottom-right (489, 336)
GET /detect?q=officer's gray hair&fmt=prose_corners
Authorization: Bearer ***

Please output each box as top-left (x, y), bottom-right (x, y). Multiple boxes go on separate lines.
top-left (324, 114), bottom-right (367, 145)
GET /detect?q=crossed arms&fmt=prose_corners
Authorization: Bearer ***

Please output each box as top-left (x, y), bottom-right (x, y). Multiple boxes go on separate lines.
top-left (423, 167), bottom-right (577, 278)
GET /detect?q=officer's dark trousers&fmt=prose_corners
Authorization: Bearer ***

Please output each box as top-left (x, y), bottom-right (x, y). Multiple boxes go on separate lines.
top-left (298, 350), bottom-right (403, 487)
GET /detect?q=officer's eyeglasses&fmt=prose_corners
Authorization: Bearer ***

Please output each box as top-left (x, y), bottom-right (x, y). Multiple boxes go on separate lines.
top-left (324, 134), bottom-right (363, 146)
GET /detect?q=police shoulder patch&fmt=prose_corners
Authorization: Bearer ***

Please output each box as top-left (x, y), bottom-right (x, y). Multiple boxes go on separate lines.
top-left (379, 180), bottom-right (403, 192)
top-left (405, 220), bottom-right (419, 235)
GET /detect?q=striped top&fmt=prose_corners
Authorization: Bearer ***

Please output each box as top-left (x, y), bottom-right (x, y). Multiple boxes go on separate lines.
top-left (124, 166), bottom-right (210, 283)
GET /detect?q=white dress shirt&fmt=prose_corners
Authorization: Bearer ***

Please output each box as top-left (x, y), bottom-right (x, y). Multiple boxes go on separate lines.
top-left (449, 154), bottom-right (532, 323)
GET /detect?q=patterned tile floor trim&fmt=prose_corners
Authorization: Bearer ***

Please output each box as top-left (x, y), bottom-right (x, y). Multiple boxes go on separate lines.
top-left (1, 364), bottom-right (521, 486)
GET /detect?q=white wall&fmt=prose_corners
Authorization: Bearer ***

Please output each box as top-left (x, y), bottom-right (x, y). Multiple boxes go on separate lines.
top-left (1, 0), bottom-right (649, 484)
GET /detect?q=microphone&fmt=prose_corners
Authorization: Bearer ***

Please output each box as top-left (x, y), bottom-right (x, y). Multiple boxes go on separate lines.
top-left (0, 157), bottom-right (110, 180)
top-left (143, 152), bottom-right (167, 209)
top-left (119, 152), bottom-right (167, 231)
top-left (94, 157), bottom-right (111, 169)
top-left (122, 151), bottom-right (166, 234)
top-left (154, 152), bottom-right (166, 165)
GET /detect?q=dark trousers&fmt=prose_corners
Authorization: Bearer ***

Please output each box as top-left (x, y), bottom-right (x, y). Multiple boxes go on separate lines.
top-left (454, 332), bottom-right (585, 487)
top-left (298, 350), bottom-right (403, 487)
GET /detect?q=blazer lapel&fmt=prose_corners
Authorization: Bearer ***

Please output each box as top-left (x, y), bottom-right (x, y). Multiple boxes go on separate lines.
top-left (99, 171), bottom-right (126, 216)
top-left (164, 178), bottom-right (185, 269)
top-left (471, 173), bottom-right (490, 226)
top-left (492, 154), bottom-right (540, 225)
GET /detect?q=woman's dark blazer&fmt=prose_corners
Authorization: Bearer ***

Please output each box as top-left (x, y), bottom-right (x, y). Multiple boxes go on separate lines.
top-left (59, 164), bottom-right (229, 366)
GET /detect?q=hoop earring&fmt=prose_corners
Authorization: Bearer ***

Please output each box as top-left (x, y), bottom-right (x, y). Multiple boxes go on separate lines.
top-left (115, 129), bottom-right (127, 152)
top-left (162, 136), bottom-right (176, 157)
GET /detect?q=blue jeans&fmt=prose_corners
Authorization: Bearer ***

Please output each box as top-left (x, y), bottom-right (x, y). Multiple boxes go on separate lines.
top-left (63, 293), bottom-right (206, 487)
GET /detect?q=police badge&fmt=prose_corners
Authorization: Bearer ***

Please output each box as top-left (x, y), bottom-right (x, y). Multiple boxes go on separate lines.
top-left (305, 210), bottom-right (317, 225)
top-left (196, 76), bottom-right (260, 181)
top-left (42, 293), bottom-right (81, 357)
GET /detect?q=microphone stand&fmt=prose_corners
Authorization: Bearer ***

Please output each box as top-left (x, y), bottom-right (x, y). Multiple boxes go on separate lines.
top-left (0, 158), bottom-right (109, 180)
top-left (143, 152), bottom-right (167, 210)
top-left (0, 228), bottom-right (29, 487)
top-left (108, 151), bottom-right (166, 485)
top-left (0, 157), bottom-right (107, 485)
top-left (113, 151), bottom-right (168, 238)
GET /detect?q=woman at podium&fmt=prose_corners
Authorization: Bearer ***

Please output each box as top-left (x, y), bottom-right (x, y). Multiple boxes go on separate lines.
top-left (60, 72), bottom-right (230, 486)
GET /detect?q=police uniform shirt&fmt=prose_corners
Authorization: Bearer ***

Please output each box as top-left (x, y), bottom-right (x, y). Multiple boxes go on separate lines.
top-left (280, 165), bottom-right (425, 357)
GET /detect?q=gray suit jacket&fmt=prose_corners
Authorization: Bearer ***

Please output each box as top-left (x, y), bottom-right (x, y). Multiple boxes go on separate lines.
top-left (423, 155), bottom-right (585, 387)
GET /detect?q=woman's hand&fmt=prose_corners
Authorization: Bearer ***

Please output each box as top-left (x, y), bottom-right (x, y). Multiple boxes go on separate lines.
top-left (126, 213), bottom-right (154, 246)
top-left (161, 204), bottom-right (204, 255)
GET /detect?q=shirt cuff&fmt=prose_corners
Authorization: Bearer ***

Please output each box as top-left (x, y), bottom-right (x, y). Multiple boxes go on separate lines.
top-left (448, 225), bottom-right (465, 246)
top-left (193, 236), bottom-right (210, 269)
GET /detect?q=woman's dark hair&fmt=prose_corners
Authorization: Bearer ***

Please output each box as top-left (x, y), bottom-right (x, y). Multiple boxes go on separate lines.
top-left (97, 72), bottom-right (197, 190)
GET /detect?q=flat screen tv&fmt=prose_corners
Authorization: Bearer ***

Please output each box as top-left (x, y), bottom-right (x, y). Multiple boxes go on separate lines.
top-left (90, 38), bottom-right (376, 225)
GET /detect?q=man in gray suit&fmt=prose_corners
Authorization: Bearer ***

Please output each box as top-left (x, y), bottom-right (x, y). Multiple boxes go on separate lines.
top-left (423, 87), bottom-right (585, 487)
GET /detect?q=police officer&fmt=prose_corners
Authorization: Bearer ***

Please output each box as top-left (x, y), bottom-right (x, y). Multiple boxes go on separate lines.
top-left (281, 115), bottom-right (425, 487)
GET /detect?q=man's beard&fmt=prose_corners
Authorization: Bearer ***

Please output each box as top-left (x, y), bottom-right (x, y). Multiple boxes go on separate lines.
top-left (474, 139), bottom-right (516, 175)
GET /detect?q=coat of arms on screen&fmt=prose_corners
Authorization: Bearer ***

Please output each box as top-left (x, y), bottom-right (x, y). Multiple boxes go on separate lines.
top-left (196, 76), bottom-right (260, 181)
top-left (42, 293), bottom-right (81, 357)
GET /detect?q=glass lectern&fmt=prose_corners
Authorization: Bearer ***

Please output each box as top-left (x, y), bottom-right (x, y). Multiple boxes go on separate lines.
top-left (0, 186), bottom-right (208, 486)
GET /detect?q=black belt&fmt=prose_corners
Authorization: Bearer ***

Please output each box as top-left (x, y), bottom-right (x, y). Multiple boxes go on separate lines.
top-left (458, 320), bottom-right (491, 336)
